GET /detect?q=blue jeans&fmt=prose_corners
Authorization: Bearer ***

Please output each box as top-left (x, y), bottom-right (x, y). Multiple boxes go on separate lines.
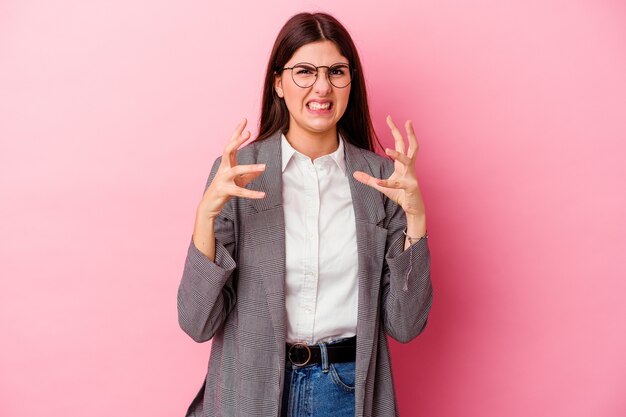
top-left (280, 340), bottom-right (356, 417)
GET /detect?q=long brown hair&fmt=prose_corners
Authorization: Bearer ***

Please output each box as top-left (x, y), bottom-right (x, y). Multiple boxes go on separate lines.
top-left (256, 12), bottom-right (380, 152)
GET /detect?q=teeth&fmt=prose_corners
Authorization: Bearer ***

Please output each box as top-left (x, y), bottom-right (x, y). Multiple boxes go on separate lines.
top-left (308, 102), bottom-right (331, 110)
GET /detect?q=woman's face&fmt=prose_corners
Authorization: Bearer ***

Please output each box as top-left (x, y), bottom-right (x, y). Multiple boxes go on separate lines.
top-left (274, 40), bottom-right (351, 139)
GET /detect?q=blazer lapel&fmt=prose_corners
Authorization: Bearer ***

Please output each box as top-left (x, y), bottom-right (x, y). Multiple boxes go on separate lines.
top-left (344, 142), bottom-right (386, 226)
top-left (344, 142), bottom-right (388, 409)
top-left (245, 132), bottom-right (288, 358)
top-left (249, 131), bottom-right (283, 213)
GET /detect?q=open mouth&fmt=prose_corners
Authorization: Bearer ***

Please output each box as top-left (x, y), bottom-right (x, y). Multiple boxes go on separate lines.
top-left (307, 101), bottom-right (333, 111)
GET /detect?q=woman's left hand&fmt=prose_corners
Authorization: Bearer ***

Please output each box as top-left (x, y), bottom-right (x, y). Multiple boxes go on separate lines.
top-left (353, 116), bottom-right (426, 219)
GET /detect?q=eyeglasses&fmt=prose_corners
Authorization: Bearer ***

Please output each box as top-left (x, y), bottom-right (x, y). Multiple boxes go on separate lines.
top-left (280, 62), bottom-right (354, 88)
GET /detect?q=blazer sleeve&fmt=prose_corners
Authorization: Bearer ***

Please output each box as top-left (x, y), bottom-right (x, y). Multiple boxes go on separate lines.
top-left (380, 165), bottom-right (433, 344)
top-left (177, 157), bottom-right (238, 343)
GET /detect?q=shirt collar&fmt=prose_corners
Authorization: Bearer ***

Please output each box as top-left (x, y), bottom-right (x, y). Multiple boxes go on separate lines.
top-left (280, 133), bottom-right (347, 175)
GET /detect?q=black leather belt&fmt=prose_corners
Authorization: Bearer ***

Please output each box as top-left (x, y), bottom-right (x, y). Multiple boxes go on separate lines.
top-left (286, 336), bottom-right (356, 366)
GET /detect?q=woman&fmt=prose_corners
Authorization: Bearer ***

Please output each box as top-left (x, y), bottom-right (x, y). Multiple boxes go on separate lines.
top-left (177, 12), bottom-right (433, 417)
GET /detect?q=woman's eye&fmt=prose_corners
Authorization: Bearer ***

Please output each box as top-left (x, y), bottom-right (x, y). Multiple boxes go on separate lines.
top-left (330, 66), bottom-right (348, 76)
top-left (296, 67), bottom-right (316, 75)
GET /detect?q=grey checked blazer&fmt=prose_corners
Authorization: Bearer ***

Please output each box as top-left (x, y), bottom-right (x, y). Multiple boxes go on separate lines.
top-left (178, 131), bottom-right (433, 417)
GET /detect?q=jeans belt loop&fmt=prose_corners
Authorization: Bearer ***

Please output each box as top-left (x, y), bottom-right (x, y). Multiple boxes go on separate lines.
top-left (319, 342), bottom-right (329, 373)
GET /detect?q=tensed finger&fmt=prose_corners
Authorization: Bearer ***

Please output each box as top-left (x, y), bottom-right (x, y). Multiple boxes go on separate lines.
top-left (386, 115), bottom-right (406, 154)
top-left (228, 184), bottom-right (266, 199)
top-left (405, 120), bottom-right (419, 158)
top-left (353, 171), bottom-right (386, 193)
top-left (385, 148), bottom-right (412, 166)
top-left (227, 118), bottom-right (248, 144)
top-left (223, 130), bottom-right (251, 167)
top-left (375, 178), bottom-right (404, 189)
top-left (227, 164), bottom-right (266, 179)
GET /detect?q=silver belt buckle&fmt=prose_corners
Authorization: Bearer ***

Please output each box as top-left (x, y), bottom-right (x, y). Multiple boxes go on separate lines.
top-left (288, 342), bottom-right (312, 366)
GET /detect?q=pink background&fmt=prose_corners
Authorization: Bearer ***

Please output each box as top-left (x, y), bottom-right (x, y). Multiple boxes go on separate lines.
top-left (1, 1), bottom-right (625, 416)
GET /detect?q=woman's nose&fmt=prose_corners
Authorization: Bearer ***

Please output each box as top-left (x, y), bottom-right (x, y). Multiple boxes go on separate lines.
top-left (312, 68), bottom-right (333, 94)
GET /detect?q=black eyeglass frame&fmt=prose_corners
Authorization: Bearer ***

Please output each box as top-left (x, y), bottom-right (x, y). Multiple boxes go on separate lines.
top-left (278, 62), bottom-right (356, 89)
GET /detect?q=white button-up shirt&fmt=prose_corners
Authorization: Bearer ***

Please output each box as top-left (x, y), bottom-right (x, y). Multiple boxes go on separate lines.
top-left (281, 134), bottom-right (358, 344)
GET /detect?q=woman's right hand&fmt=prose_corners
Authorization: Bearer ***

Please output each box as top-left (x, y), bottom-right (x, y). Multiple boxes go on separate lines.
top-left (193, 119), bottom-right (265, 260)
top-left (197, 118), bottom-right (266, 220)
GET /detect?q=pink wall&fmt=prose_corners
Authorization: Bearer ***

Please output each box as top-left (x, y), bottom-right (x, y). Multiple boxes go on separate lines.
top-left (1, 1), bottom-right (625, 416)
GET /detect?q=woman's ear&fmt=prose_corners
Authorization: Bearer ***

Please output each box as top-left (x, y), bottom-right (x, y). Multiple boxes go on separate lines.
top-left (274, 74), bottom-right (284, 98)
